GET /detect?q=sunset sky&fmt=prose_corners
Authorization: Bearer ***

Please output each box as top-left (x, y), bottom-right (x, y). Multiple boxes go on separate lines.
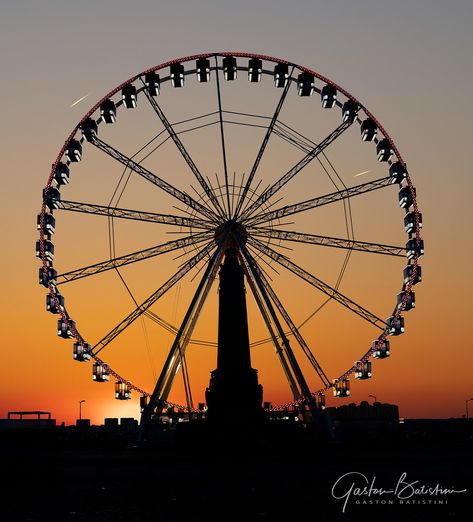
top-left (1, 0), bottom-right (472, 425)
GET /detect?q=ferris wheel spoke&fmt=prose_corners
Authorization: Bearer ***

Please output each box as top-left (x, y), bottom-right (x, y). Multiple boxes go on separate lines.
top-left (214, 56), bottom-right (232, 216)
top-left (141, 87), bottom-right (226, 219)
top-left (90, 136), bottom-right (219, 223)
top-left (237, 244), bottom-right (319, 412)
top-left (247, 176), bottom-right (392, 227)
top-left (141, 244), bottom-right (224, 421)
top-left (59, 200), bottom-right (213, 230)
top-left (234, 68), bottom-right (294, 219)
top-left (57, 232), bottom-right (212, 284)
top-left (93, 241), bottom-right (215, 356)
top-left (143, 308), bottom-right (216, 347)
top-left (273, 119), bottom-right (327, 156)
top-left (241, 257), bottom-right (301, 399)
top-left (249, 237), bottom-right (387, 329)
top-left (273, 126), bottom-right (312, 154)
top-left (241, 245), bottom-right (331, 388)
top-left (158, 245), bottom-right (224, 408)
top-left (240, 120), bottom-right (352, 221)
top-left (249, 227), bottom-right (405, 257)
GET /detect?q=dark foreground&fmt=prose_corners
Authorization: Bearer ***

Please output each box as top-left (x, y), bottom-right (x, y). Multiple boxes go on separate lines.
top-left (1, 424), bottom-right (471, 521)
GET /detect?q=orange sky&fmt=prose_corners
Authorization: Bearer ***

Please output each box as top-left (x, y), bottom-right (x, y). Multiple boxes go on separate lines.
top-left (1, 1), bottom-right (472, 425)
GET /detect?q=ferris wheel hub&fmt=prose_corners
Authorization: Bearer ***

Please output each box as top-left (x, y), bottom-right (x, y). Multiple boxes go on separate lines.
top-left (214, 220), bottom-right (248, 250)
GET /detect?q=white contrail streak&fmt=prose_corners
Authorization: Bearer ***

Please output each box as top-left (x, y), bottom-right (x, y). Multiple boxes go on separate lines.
top-left (354, 170), bottom-right (371, 177)
top-left (69, 94), bottom-right (89, 108)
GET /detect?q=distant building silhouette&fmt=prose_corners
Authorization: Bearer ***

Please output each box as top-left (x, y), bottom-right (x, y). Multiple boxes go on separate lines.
top-left (326, 401), bottom-right (399, 441)
top-left (0, 411), bottom-right (56, 429)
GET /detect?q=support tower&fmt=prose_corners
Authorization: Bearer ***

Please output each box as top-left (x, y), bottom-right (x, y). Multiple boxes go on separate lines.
top-left (205, 222), bottom-right (264, 424)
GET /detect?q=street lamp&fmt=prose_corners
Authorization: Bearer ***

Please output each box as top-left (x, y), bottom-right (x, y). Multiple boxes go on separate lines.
top-left (466, 397), bottom-right (473, 419)
top-left (369, 394), bottom-right (377, 403)
top-left (79, 399), bottom-right (86, 420)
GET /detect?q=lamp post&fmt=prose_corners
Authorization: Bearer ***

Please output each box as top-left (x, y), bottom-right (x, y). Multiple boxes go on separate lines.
top-left (466, 397), bottom-right (473, 419)
top-left (79, 399), bottom-right (85, 420)
top-left (369, 394), bottom-right (377, 403)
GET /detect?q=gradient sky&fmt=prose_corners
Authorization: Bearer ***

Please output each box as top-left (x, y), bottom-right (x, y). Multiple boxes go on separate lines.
top-left (1, 0), bottom-right (472, 425)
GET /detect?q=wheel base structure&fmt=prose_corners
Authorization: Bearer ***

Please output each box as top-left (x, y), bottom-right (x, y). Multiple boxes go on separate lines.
top-left (205, 367), bottom-right (264, 426)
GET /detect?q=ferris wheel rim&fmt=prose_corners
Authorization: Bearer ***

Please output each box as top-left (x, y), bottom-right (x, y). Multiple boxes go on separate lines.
top-left (38, 51), bottom-right (422, 412)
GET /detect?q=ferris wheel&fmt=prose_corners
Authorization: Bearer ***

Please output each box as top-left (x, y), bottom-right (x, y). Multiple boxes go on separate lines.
top-left (37, 52), bottom-right (423, 416)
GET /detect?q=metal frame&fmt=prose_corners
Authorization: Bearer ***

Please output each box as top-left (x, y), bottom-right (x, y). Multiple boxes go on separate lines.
top-left (38, 52), bottom-right (422, 413)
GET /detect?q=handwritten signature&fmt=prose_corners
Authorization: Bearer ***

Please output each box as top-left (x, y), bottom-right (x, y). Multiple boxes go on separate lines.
top-left (331, 472), bottom-right (467, 513)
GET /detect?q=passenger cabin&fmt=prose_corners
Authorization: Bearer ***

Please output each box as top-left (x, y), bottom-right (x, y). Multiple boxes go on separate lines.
top-left (39, 267), bottom-right (57, 287)
top-left (361, 118), bottom-right (377, 141)
top-left (73, 342), bottom-right (91, 362)
top-left (54, 162), bottom-right (70, 185)
top-left (115, 381), bottom-right (131, 400)
top-left (196, 58), bottom-right (210, 82)
top-left (387, 315), bottom-right (405, 335)
top-left (406, 238), bottom-right (424, 259)
top-left (100, 99), bottom-right (116, 123)
top-left (403, 264), bottom-right (422, 285)
top-left (333, 378), bottom-right (350, 397)
top-left (376, 139), bottom-right (393, 162)
top-left (37, 213), bottom-right (55, 235)
top-left (404, 211), bottom-right (422, 233)
top-left (58, 318), bottom-right (76, 339)
top-left (170, 63), bottom-right (185, 87)
top-left (46, 292), bottom-right (64, 313)
top-left (144, 71), bottom-right (160, 95)
top-left (44, 187), bottom-right (61, 211)
top-left (274, 63), bottom-right (289, 88)
top-left (248, 58), bottom-right (262, 82)
top-left (389, 161), bottom-right (407, 184)
top-left (397, 290), bottom-right (416, 311)
top-left (342, 100), bottom-right (359, 123)
top-left (140, 394), bottom-right (149, 412)
top-left (36, 240), bottom-right (54, 261)
top-left (321, 84), bottom-right (337, 108)
top-left (122, 84), bottom-right (137, 108)
top-left (65, 139), bottom-right (82, 162)
top-left (223, 56), bottom-right (237, 80)
top-left (355, 360), bottom-right (372, 379)
top-left (398, 186), bottom-right (415, 209)
top-left (372, 339), bottom-right (391, 359)
top-left (297, 72), bottom-right (315, 96)
top-left (92, 363), bottom-right (110, 382)
top-left (80, 118), bottom-right (98, 142)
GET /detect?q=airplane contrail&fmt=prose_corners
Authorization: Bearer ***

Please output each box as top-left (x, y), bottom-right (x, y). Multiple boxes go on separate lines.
top-left (69, 94), bottom-right (89, 108)
top-left (354, 170), bottom-right (371, 177)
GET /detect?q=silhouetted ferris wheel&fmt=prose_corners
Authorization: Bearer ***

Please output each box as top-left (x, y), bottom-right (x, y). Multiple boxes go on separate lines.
top-left (37, 52), bottom-right (423, 416)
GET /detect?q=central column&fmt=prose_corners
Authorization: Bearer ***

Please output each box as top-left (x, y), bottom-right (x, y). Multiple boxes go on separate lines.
top-left (205, 240), bottom-right (264, 425)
